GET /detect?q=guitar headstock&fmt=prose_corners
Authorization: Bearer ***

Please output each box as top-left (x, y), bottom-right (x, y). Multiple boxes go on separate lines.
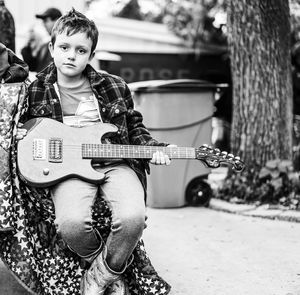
top-left (195, 145), bottom-right (245, 172)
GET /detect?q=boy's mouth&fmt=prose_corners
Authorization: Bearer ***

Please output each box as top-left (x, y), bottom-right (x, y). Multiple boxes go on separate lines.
top-left (63, 63), bottom-right (76, 67)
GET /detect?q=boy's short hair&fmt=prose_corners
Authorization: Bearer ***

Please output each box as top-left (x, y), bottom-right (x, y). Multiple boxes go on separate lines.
top-left (51, 8), bottom-right (99, 54)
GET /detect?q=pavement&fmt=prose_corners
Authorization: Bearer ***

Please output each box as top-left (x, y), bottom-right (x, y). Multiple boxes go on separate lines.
top-left (209, 198), bottom-right (300, 223)
top-left (207, 167), bottom-right (300, 223)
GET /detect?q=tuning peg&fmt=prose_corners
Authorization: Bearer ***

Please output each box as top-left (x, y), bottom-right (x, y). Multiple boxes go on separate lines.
top-left (221, 151), bottom-right (228, 158)
top-left (228, 153), bottom-right (234, 159)
top-left (214, 148), bottom-right (221, 154)
top-left (234, 156), bottom-right (241, 161)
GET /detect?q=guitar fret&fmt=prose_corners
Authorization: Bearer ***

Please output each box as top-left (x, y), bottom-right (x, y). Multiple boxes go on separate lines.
top-left (82, 144), bottom-right (196, 159)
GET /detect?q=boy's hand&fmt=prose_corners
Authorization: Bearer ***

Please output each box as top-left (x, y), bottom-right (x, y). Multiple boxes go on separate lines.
top-left (16, 123), bottom-right (27, 140)
top-left (150, 144), bottom-right (177, 166)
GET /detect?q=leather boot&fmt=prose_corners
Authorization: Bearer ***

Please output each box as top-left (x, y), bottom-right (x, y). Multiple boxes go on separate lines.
top-left (81, 247), bottom-right (132, 295)
top-left (104, 255), bottom-right (133, 295)
top-left (104, 277), bottom-right (129, 295)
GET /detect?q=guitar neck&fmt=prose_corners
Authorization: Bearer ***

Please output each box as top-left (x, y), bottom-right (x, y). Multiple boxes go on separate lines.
top-left (82, 144), bottom-right (196, 160)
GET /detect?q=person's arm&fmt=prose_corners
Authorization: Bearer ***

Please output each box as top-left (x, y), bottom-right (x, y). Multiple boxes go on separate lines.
top-left (21, 45), bottom-right (38, 72)
top-left (5, 48), bottom-right (29, 82)
top-left (0, 43), bottom-right (10, 81)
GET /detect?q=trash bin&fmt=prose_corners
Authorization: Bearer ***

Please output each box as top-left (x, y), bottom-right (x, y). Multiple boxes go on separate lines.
top-left (129, 79), bottom-right (220, 208)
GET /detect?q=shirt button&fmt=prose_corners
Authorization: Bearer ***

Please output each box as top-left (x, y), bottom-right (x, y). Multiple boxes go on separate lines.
top-left (115, 109), bottom-right (120, 114)
top-left (102, 107), bottom-right (106, 112)
top-left (53, 99), bottom-right (57, 103)
top-left (40, 110), bottom-right (44, 115)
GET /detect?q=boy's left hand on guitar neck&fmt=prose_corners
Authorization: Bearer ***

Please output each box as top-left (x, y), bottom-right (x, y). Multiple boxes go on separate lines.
top-left (150, 144), bottom-right (177, 166)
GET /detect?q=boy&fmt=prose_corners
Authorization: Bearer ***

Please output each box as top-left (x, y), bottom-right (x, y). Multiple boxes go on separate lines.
top-left (17, 8), bottom-right (172, 295)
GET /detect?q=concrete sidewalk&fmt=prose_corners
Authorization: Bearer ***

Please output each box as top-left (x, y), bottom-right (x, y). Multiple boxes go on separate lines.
top-left (207, 167), bottom-right (300, 223)
top-left (209, 198), bottom-right (300, 223)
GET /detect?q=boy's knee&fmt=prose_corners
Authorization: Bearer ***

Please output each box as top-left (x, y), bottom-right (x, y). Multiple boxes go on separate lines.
top-left (112, 210), bottom-right (146, 237)
top-left (55, 214), bottom-right (92, 241)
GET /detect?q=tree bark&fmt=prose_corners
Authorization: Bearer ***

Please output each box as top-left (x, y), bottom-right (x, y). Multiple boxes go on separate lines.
top-left (227, 0), bottom-right (293, 166)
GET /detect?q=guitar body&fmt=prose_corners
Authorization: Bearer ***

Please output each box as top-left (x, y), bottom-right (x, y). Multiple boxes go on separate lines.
top-left (17, 118), bottom-right (118, 187)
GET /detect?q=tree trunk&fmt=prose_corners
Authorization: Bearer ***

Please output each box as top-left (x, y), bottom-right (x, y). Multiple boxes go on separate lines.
top-left (227, 0), bottom-right (293, 167)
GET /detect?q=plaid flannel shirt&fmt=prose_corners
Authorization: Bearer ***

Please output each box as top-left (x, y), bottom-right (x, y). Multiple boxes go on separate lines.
top-left (22, 62), bottom-right (167, 195)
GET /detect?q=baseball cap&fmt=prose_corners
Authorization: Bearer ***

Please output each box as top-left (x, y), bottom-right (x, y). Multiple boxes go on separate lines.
top-left (35, 8), bottom-right (62, 20)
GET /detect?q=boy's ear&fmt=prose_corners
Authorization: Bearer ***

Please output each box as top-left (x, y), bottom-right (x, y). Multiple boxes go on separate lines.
top-left (89, 51), bottom-right (95, 61)
top-left (48, 42), bottom-right (54, 57)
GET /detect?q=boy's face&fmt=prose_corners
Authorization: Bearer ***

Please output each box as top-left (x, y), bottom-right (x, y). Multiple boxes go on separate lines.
top-left (49, 31), bottom-right (94, 81)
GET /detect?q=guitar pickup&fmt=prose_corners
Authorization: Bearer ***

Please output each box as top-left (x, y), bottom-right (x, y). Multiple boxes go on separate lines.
top-left (49, 138), bottom-right (63, 163)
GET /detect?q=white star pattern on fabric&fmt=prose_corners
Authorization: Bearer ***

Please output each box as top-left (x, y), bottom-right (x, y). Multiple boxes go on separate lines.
top-left (1, 198), bottom-right (10, 208)
top-left (49, 277), bottom-right (57, 286)
top-left (0, 180), bottom-right (6, 191)
top-left (14, 230), bottom-right (26, 242)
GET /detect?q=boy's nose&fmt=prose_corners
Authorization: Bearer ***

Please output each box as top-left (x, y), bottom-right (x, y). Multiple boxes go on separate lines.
top-left (68, 50), bottom-right (76, 60)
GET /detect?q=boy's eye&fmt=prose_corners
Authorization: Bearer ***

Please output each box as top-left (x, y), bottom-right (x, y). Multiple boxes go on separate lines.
top-left (59, 45), bottom-right (68, 51)
top-left (78, 48), bottom-right (87, 54)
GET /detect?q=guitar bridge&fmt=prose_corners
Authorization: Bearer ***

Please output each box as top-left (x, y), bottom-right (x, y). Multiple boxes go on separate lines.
top-left (49, 138), bottom-right (63, 163)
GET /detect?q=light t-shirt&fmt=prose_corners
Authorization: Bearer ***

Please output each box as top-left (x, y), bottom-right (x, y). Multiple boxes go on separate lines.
top-left (57, 79), bottom-right (123, 165)
top-left (58, 78), bottom-right (101, 127)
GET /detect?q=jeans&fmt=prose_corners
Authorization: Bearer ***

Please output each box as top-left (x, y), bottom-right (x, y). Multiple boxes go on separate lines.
top-left (51, 163), bottom-right (146, 270)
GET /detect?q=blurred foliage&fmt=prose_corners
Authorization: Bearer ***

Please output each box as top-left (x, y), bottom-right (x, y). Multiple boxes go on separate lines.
top-left (290, 0), bottom-right (300, 45)
top-left (216, 160), bottom-right (300, 210)
top-left (106, 0), bottom-right (300, 48)
top-left (111, 0), bottom-right (165, 22)
top-left (112, 0), bottom-right (143, 20)
top-left (163, 0), bottom-right (227, 47)
top-left (97, 0), bottom-right (227, 46)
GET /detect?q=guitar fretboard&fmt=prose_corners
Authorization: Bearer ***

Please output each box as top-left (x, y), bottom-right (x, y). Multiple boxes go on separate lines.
top-left (82, 144), bottom-right (196, 159)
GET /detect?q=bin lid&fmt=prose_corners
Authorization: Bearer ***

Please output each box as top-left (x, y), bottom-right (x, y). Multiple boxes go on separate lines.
top-left (129, 79), bottom-right (228, 93)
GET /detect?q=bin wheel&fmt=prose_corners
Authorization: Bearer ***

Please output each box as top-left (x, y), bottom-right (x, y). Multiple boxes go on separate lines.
top-left (185, 177), bottom-right (213, 207)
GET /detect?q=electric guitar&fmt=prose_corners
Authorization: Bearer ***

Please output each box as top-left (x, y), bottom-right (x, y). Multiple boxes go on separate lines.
top-left (17, 118), bottom-right (245, 188)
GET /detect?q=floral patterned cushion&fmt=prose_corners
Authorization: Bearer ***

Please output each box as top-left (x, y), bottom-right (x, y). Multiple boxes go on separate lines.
top-left (0, 83), bottom-right (25, 176)
top-left (0, 82), bottom-right (26, 230)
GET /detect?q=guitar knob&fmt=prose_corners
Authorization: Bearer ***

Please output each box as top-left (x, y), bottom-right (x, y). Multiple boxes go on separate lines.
top-left (43, 168), bottom-right (50, 175)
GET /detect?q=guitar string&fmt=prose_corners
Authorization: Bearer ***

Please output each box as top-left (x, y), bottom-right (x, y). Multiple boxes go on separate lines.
top-left (49, 145), bottom-right (197, 155)
top-left (46, 144), bottom-right (227, 160)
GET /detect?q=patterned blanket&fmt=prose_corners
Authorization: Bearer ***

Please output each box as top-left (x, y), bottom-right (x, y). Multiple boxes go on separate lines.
top-left (0, 82), bottom-right (171, 295)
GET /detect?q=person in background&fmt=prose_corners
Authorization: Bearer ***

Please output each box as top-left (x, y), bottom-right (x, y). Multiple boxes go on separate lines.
top-left (0, 0), bottom-right (15, 52)
top-left (21, 7), bottom-right (62, 72)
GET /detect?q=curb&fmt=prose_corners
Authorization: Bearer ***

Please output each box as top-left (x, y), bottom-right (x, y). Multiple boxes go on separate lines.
top-left (209, 198), bottom-right (300, 223)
